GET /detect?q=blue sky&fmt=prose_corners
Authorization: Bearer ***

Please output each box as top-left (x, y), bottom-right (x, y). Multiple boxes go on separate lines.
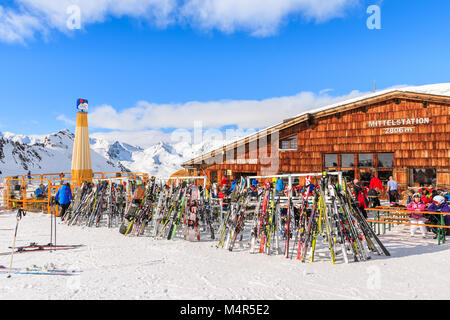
top-left (0, 0), bottom-right (449, 137)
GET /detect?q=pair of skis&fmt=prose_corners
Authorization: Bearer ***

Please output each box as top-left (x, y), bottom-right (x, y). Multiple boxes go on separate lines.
top-left (0, 243), bottom-right (85, 256)
top-left (1, 265), bottom-right (81, 276)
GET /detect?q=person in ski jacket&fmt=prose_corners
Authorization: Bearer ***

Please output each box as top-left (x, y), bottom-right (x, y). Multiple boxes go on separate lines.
top-left (34, 184), bottom-right (46, 198)
top-left (420, 187), bottom-right (433, 205)
top-left (221, 178), bottom-right (229, 187)
top-left (353, 179), bottom-right (369, 218)
top-left (369, 175), bottom-right (383, 192)
top-left (276, 178), bottom-right (284, 193)
top-left (229, 180), bottom-right (236, 192)
top-left (407, 193), bottom-right (427, 238)
top-left (56, 183), bottom-right (72, 219)
top-left (428, 195), bottom-right (450, 226)
top-left (251, 180), bottom-right (258, 197)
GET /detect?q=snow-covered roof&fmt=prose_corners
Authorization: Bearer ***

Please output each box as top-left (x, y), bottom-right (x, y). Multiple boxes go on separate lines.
top-left (289, 83), bottom-right (450, 120)
top-left (183, 83), bottom-right (450, 166)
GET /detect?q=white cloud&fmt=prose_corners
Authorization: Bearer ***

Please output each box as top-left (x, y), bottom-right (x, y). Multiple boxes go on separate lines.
top-left (88, 89), bottom-right (368, 131)
top-left (0, 0), bottom-right (358, 43)
top-left (57, 114), bottom-right (75, 126)
top-left (181, 0), bottom-right (358, 36)
top-left (0, 5), bottom-right (46, 43)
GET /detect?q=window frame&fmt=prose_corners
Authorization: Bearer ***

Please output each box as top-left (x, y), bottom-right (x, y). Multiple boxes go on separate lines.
top-left (279, 135), bottom-right (298, 151)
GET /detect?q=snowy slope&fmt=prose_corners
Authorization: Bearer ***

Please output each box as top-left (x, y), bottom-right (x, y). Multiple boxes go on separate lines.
top-left (1, 211), bottom-right (450, 300)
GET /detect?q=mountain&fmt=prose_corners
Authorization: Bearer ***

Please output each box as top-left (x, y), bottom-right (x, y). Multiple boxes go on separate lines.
top-left (0, 130), bottom-right (123, 178)
top-left (91, 137), bottom-right (230, 178)
top-left (0, 130), bottom-right (231, 179)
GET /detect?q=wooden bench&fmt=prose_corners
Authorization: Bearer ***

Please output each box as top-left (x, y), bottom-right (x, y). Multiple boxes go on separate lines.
top-left (366, 208), bottom-right (449, 245)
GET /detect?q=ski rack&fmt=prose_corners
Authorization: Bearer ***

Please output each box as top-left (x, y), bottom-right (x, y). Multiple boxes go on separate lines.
top-left (247, 172), bottom-right (342, 189)
top-left (247, 172), bottom-right (343, 204)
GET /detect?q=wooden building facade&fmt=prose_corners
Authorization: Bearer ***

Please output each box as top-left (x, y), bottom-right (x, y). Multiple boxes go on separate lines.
top-left (183, 89), bottom-right (450, 190)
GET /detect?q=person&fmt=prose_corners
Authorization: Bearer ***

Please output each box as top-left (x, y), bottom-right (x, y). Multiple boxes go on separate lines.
top-left (406, 189), bottom-right (415, 204)
top-left (229, 180), bottom-right (236, 193)
top-left (59, 172), bottom-right (65, 184)
top-left (386, 176), bottom-right (399, 204)
top-left (353, 179), bottom-right (369, 218)
top-left (34, 184), bottom-right (46, 198)
top-left (251, 179), bottom-right (258, 197)
top-left (221, 178), bottom-right (229, 187)
top-left (369, 174), bottom-right (383, 192)
top-left (276, 178), bottom-right (285, 196)
top-left (428, 195), bottom-right (450, 230)
top-left (407, 193), bottom-right (427, 238)
top-left (56, 183), bottom-right (73, 219)
top-left (368, 174), bottom-right (383, 207)
top-left (27, 171), bottom-right (32, 180)
top-left (420, 187), bottom-right (433, 205)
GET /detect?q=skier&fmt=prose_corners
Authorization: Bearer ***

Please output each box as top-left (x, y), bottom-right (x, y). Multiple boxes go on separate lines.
top-left (56, 183), bottom-right (73, 220)
top-left (276, 178), bottom-right (284, 196)
top-left (353, 179), bottom-right (369, 218)
top-left (368, 174), bottom-right (383, 208)
top-left (34, 184), bottom-right (45, 198)
top-left (428, 195), bottom-right (450, 228)
top-left (251, 179), bottom-right (258, 197)
top-left (27, 171), bottom-right (32, 180)
top-left (407, 193), bottom-right (427, 238)
top-left (420, 187), bottom-right (433, 205)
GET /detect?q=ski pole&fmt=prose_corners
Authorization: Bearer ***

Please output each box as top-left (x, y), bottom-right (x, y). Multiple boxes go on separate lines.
top-left (7, 209), bottom-right (26, 278)
top-left (50, 198), bottom-right (53, 246)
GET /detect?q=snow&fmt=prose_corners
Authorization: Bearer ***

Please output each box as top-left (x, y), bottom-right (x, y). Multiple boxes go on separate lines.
top-left (1, 210), bottom-right (450, 300)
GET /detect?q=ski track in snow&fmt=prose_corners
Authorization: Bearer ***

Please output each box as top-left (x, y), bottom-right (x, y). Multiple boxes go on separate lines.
top-left (0, 211), bottom-right (450, 300)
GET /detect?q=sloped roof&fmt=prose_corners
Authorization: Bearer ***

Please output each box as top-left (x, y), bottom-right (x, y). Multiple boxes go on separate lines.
top-left (183, 83), bottom-right (450, 167)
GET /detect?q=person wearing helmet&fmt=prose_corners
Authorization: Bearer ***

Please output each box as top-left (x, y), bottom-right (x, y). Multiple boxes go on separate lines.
top-left (428, 195), bottom-right (450, 231)
top-left (407, 193), bottom-right (427, 238)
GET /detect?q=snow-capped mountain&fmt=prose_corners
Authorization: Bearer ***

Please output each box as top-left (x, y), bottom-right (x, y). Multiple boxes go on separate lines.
top-left (0, 130), bottom-right (231, 179)
top-left (0, 130), bottom-right (123, 178)
top-left (91, 137), bottom-right (230, 178)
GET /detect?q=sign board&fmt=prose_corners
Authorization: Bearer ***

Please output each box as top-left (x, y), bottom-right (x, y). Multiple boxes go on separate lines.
top-left (77, 99), bottom-right (88, 112)
top-left (367, 117), bottom-right (430, 135)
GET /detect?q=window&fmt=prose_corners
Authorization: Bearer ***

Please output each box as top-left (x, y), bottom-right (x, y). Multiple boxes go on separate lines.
top-left (342, 170), bottom-right (355, 182)
top-left (410, 169), bottom-right (437, 187)
top-left (341, 154), bottom-right (355, 168)
top-left (378, 153), bottom-right (394, 168)
top-left (358, 154), bottom-right (374, 168)
top-left (378, 171), bottom-right (393, 184)
top-left (324, 154), bottom-right (338, 168)
top-left (280, 136), bottom-right (298, 150)
top-left (360, 171), bottom-right (372, 187)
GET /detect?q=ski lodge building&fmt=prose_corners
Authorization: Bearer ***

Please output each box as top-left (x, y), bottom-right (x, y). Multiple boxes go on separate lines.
top-left (182, 84), bottom-right (450, 191)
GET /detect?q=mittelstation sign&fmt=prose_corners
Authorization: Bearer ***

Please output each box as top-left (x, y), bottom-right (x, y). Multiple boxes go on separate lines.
top-left (368, 117), bottom-right (431, 134)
